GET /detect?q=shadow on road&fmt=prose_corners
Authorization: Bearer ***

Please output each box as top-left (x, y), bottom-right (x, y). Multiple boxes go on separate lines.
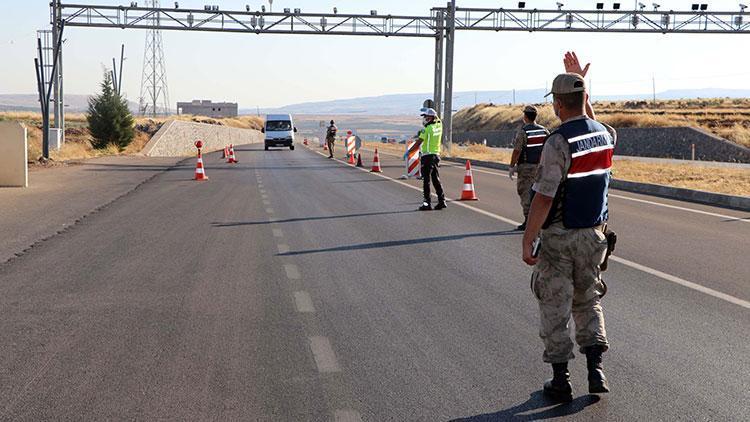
top-left (449, 390), bottom-right (601, 421)
top-left (278, 230), bottom-right (519, 256)
top-left (211, 210), bottom-right (415, 227)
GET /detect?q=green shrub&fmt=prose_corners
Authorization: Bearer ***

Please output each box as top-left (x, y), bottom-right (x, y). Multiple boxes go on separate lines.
top-left (86, 72), bottom-right (134, 150)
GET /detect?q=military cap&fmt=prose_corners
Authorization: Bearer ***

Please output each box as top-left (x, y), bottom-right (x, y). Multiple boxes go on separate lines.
top-left (545, 73), bottom-right (586, 97)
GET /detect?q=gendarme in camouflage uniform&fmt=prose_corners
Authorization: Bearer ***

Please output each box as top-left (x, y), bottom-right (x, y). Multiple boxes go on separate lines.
top-left (531, 113), bottom-right (616, 364)
top-left (523, 68), bottom-right (616, 402)
top-left (510, 105), bottom-right (549, 230)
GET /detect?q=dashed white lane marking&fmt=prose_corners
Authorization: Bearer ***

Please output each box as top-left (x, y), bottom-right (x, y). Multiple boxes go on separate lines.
top-left (266, 208), bottom-right (275, 214)
top-left (334, 409), bottom-right (363, 422)
top-left (272, 228), bottom-right (284, 238)
top-left (263, 199), bottom-right (271, 205)
top-left (261, 194), bottom-right (269, 199)
top-left (309, 336), bottom-right (341, 373)
top-left (260, 189), bottom-right (267, 194)
top-left (293, 291), bottom-right (315, 313)
top-left (284, 264), bottom-right (301, 280)
top-left (277, 243), bottom-right (289, 254)
top-left (370, 147), bottom-right (749, 223)
top-left (310, 147), bottom-right (750, 310)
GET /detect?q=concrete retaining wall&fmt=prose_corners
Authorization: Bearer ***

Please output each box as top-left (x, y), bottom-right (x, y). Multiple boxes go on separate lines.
top-left (0, 121), bottom-right (28, 187)
top-left (143, 120), bottom-right (263, 157)
top-left (454, 126), bottom-right (750, 163)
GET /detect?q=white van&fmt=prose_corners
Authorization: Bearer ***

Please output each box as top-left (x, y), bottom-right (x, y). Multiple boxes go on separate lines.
top-left (263, 114), bottom-right (297, 151)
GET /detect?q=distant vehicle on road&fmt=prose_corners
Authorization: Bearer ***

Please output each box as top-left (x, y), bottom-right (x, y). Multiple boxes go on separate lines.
top-left (263, 114), bottom-right (297, 151)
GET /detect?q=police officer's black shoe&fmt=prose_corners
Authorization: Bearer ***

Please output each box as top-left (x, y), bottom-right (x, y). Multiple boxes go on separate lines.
top-left (543, 362), bottom-right (573, 403)
top-left (434, 201), bottom-right (447, 210)
top-left (419, 203), bottom-right (432, 211)
top-left (584, 345), bottom-right (610, 394)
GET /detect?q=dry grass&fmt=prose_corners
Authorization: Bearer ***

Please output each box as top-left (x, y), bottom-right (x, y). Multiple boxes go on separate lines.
top-left (612, 160), bottom-right (750, 196)
top-left (447, 144), bottom-right (513, 164)
top-left (454, 99), bottom-right (750, 148)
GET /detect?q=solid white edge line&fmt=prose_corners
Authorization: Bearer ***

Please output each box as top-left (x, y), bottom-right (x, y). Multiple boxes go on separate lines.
top-left (307, 145), bottom-right (749, 310)
top-left (608, 194), bottom-right (749, 223)
top-left (609, 256), bottom-right (750, 310)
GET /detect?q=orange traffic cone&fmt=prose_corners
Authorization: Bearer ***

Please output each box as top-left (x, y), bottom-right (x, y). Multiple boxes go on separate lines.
top-left (356, 152), bottom-right (364, 167)
top-left (323, 143), bottom-right (329, 151)
top-left (348, 151), bottom-right (356, 165)
top-left (370, 148), bottom-right (382, 173)
top-left (304, 138), bottom-right (309, 146)
top-left (221, 146), bottom-right (228, 159)
top-left (194, 151), bottom-right (208, 181)
top-left (460, 160), bottom-right (478, 200)
top-left (227, 144), bottom-right (238, 164)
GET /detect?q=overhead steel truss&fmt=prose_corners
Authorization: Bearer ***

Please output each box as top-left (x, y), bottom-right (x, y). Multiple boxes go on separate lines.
top-left (437, 6), bottom-right (750, 34)
top-left (49, 1), bottom-right (750, 154)
top-left (55, 3), bottom-right (438, 37)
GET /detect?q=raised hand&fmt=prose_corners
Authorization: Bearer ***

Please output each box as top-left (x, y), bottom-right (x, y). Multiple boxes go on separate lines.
top-left (563, 51), bottom-right (590, 77)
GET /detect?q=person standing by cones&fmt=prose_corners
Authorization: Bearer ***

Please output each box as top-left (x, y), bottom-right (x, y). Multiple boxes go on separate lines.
top-left (406, 108), bottom-right (446, 211)
top-left (522, 52), bottom-right (617, 403)
top-left (509, 105), bottom-right (549, 231)
top-left (325, 120), bottom-right (337, 159)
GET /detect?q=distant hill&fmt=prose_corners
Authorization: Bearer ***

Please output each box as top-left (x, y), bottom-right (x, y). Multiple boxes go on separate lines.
top-left (0, 94), bottom-right (139, 113)
top-left (253, 88), bottom-right (750, 116)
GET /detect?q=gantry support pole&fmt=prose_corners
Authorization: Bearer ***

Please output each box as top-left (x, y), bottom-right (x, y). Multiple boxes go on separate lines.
top-left (433, 10), bottom-right (444, 119)
top-left (442, 0), bottom-right (456, 153)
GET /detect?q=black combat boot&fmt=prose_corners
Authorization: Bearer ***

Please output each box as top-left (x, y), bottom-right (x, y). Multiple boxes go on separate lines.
top-left (584, 345), bottom-right (610, 394)
top-left (434, 201), bottom-right (447, 210)
top-left (543, 362), bottom-right (573, 403)
top-left (418, 202), bottom-right (432, 211)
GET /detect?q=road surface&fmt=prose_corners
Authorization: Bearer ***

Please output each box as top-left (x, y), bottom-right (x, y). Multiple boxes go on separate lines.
top-left (0, 144), bottom-right (747, 420)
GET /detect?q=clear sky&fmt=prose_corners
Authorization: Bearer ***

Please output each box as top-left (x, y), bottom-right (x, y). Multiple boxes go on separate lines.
top-left (1, 0), bottom-right (749, 108)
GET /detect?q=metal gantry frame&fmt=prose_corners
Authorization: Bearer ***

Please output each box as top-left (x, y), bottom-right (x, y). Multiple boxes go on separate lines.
top-left (47, 1), bottom-right (750, 156)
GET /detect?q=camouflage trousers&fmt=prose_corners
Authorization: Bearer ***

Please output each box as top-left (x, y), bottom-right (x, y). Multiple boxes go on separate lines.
top-left (531, 224), bottom-right (609, 363)
top-left (516, 164), bottom-right (537, 219)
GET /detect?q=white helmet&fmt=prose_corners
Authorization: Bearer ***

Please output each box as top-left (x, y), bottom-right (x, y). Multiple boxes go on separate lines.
top-left (420, 107), bottom-right (438, 117)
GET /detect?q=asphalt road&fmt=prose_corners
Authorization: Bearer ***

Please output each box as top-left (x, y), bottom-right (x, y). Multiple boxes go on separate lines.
top-left (0, 143), bottom-right (747, 421)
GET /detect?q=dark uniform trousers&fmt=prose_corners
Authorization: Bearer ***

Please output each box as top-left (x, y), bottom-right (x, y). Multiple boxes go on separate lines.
top-left (420, 153), bottom-right (445, 204)
top-left (326, 137), bottom-right (335, 156)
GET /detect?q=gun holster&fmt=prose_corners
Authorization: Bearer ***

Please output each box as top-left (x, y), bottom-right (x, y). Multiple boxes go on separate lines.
top-left (600, 226), bottom-right (617, 272)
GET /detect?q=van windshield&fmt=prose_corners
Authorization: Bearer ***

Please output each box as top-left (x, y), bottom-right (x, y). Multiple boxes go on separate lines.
top-left (266, 120), bottom-right (292, 131)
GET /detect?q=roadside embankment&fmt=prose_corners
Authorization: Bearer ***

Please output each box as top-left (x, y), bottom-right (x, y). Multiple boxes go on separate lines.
top-left (143, 119), bottom-right (263, 157)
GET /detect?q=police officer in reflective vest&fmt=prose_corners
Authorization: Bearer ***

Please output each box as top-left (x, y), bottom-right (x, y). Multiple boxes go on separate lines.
top-left (509, 105), bottom-right (550, 231)
top-left (522, 52), bottom-right (616, 403)
top-left (409, 108), bottom-right (446, 211)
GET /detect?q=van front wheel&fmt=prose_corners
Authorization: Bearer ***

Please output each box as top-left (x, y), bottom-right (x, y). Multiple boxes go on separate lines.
top-left (290, 145), bottom-right (295, 151)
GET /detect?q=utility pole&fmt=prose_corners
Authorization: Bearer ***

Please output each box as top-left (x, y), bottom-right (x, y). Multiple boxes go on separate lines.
top-left (442, 0), bottom-right (456, 153)
top-left (652, 75), bottom-right (656, 103)
top-left (512, 89), bottom-right (516, 105)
